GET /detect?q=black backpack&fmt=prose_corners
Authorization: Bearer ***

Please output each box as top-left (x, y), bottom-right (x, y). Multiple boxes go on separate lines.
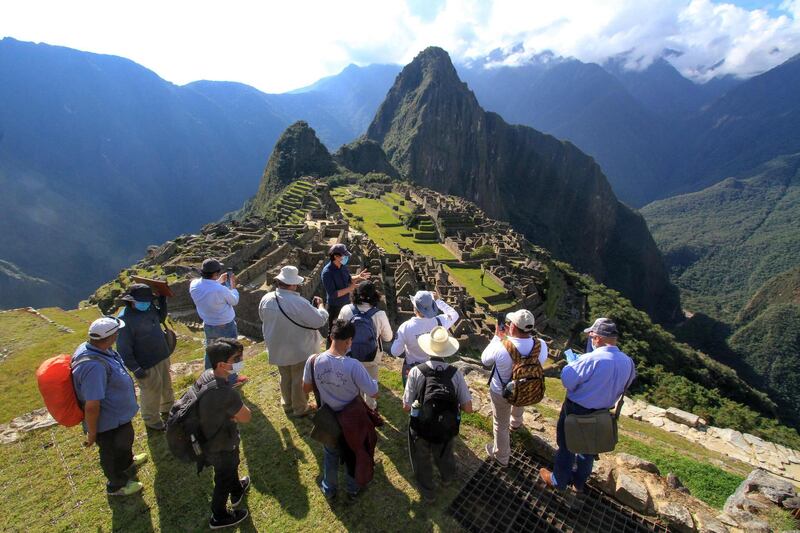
top-left (410, 364), bottom-right (460, 443)
top-left (165, 378), bottom-right (220, 467)
top-left (348, 305), bottom-right (380, 362)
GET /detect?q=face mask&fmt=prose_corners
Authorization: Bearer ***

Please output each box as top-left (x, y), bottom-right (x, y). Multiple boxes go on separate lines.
top-left (341, 255), bottom-right (349, 266)
top-left (134, 301), bottom-right (151, 312)
top-left (231, 361), bottom-right (244, 373)
top-left (590, 336), bottom-right (599, 351)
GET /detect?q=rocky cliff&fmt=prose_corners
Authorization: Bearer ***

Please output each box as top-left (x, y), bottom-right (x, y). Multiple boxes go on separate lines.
top-left (366, 47), bottom-right (680, 323)
top-left (333, 138), bottom-right (399, 178)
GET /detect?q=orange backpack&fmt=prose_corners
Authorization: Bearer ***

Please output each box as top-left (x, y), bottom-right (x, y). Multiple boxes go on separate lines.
top-left (36, 354), bottom-right (110, 426)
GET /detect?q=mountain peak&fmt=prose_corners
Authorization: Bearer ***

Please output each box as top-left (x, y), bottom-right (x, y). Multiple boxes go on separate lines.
top-left (248, 121), bottom-right (337, 215)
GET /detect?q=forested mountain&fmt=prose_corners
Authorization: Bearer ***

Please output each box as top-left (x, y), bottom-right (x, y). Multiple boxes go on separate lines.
top-left (366, 47), bottom-right (681, 323)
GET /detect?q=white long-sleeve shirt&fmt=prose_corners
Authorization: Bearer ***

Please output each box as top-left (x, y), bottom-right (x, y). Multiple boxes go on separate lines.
top-left (337, 304), bottom-right (393, 350)
top-left (189, 278), bottom-right (239, 326)
top-left (481, 335), bottom-right (549, 395)
top-left (259, 288), bottom-right (329, 366)
top-left (390, 299), bottom-right (459, 364)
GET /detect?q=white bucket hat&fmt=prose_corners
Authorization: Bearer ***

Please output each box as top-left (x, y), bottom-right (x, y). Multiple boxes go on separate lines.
top-left (275, 265), bottom-right (305, 285)
top-left (418, 326), bottom-right (460, 358)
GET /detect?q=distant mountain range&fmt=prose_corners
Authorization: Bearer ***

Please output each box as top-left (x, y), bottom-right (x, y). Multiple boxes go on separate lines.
top-left (2, 36), bottom-right (800, 311)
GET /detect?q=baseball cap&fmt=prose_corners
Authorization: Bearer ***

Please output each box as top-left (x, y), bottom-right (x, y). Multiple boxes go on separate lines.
top-left (412, 290), bottom-right (438, 318)
top-left (88, 317), bottom-right (125, 340)
top-left (120, 283), bottom-right (154, 302)
top-left (583, 318), bottom-right (619, 337)
top-left (328, 243), bottom-right (351, 257)
top-left (506, 309), bottom-right (535, 332)
top-left (201, 258), bottom-right (224, 274)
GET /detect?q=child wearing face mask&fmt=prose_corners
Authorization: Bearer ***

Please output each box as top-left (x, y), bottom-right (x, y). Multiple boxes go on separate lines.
top-left (196, 338), bottom-right (252, 529)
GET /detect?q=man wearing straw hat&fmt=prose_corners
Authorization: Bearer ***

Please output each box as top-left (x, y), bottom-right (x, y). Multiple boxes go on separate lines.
top-left (403, 326), bottom-right (473, 502)
top-left (259, 265), bottom-right (329, 418)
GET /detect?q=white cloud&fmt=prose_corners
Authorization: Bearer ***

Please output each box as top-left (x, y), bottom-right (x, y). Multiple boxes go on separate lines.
top-left (0, 0), bottom-right (798, 92)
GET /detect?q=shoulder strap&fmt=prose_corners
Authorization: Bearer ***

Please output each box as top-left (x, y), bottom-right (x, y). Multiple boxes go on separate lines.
top-left (364, 306), bottom-right (379, 319)
top-left (351, 304), bottom-right (360, 317)
top-left (501, 338), bottom-right (521, 364)
top-left (275, 295), bottom-right (318, 330)
top-left (435, 315), bottom-right (442, 327)
top-left (72, 354), bottom-right (113, 376)
top-left (309, 354), bottom-right (322, 408)
top-left (613, 363), bottom-right (636, 420)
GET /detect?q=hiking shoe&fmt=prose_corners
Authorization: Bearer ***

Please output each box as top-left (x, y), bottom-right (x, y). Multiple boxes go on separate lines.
top-left (209, 509), bottom-right (248, 530)
top-left (126, 453), bottom-right (148, 471)
top-left (107, 480), bottom-right (143, 497)
top-left (485, 443), bottom-right (508, 468)
top-left (510, 424), bottom-right (524, 433)
top-left (231, 476), bottom-right (251, 507)
top-left (146, 421), bottom-right (166, 431)
top-left (539, 468), bottom-right (556, 488)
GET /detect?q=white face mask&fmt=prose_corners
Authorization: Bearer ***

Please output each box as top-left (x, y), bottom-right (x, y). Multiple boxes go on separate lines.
top-left (590, 336), bottom-right (599, 351)
top-left (231, 361), bottom-right (244, 373)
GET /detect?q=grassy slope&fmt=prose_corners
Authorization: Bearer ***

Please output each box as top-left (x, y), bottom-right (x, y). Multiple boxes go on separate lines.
top-left (0, 307), bottom-right (204, 423)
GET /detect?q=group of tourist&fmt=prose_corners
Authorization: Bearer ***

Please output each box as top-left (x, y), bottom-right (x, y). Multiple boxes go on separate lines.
top-left (69, 242), bottom-right (635, 529)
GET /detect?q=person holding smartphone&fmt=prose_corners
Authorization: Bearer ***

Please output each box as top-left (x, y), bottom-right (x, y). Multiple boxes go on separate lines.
top-left (321, 244), bottom-right (370, 346)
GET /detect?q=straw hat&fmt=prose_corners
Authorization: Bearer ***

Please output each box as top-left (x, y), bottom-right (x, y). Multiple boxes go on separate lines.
top-left (418, 326), bottom-right (459, 358)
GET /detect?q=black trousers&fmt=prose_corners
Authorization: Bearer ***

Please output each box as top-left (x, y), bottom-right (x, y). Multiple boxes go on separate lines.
top-left (326, 304), bottom-right (344, 348)
top-left (96, 421), bottom-right (134, 492)
top-left (408, 431), bottom-right (456, 498)
top-left (206, 449), bottom-right (243, 519)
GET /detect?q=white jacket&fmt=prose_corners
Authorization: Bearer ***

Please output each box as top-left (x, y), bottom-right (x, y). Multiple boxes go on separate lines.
top-left (259, 288), bottom-right (328, 366)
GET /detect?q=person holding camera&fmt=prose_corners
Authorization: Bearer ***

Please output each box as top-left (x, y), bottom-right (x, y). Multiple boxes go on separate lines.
top-left (321, 244), bottom-right (370, 345)
top-left (480, 309), bottom-right (548, 467)
top-left (189, 258), bottom-right (245, 387)
top-left (259, 266), bottom-right (329, 418)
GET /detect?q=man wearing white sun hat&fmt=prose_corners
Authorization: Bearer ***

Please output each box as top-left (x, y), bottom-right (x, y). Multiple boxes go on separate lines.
top-left (403, 326), bottom-right (473, 502)
top-left (259, 265), bottom-right (329, 418)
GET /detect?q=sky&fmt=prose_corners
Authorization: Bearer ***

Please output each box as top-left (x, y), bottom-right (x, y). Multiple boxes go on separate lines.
top-left (1, 0), bottom-right (799, 93)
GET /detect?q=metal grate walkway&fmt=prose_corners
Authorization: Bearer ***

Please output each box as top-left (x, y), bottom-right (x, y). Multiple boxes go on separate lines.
top-left (448, 448), bottom-right (670, 533)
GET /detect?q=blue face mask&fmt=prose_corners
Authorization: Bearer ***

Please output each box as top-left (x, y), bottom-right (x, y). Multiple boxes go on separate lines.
top-left (134, 301), bottom-right (151, 312)
top-left (341, 255), bottom-right (350, 266)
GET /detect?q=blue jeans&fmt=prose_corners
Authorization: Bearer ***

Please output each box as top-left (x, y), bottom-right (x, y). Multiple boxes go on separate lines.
top-left (204, 320), bottom-right (239, 385)
top-left (553, 399), bottom-right (597, 491)
top-left (322, 445), bottom-right (358, 497)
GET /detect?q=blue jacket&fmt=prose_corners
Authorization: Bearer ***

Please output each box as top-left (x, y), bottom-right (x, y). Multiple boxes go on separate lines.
top-left (116, 296), bottom-right (170, 371)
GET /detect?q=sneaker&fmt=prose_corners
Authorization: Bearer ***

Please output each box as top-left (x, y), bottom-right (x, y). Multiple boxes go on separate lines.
top-left (209, 509), bottom-right (248, 530)
top-left (126, 453), bottom-right (149, 471)
top-left (291, 405), bottom-right (315, 418)
top-left (510, 424), bottom-right (524, 433)
top-left (485, 443), bottom-right (508, 468)
top-left (107, 480), bottom-right (143, 497)
top-left (320, 483), bottom-right (336, 502)
top-left (146, 421), bottom-right (166, 431)
top-left (231, 476), bottom-right (251, 507)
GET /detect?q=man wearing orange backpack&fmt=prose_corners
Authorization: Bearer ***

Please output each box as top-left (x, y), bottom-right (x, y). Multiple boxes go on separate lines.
top-left (71, 317), bottom-right (147, 496)
top-left (481, 310), bottom-right (548, 467)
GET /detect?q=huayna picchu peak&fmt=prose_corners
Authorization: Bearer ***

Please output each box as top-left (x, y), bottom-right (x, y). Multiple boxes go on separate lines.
top-left (366, 47), bottom-right (681, 324)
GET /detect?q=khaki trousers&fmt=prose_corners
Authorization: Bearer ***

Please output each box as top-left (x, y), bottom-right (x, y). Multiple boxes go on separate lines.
top-left (489, 390), bottom-right (524, 466)
top-left (278, 361), bottom-right (309, 416)
top-left (137, 358), bottom-right (175, 427)
top-left (360, 351), bottom-right (382, 410)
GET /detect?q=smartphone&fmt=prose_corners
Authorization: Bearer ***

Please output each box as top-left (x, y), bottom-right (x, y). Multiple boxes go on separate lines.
top-left (495, 312), bottom-right (506, 331)
top-left (224, 268), bottom-right (233, 288)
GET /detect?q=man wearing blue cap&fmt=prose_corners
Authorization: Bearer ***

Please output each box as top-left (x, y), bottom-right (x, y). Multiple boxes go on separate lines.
top-left (321, 243), bottom-right (370, 346)
top-left (390, 290), bottom-right (460, 385)
top-left (539, 318), bottom-right (636, 493)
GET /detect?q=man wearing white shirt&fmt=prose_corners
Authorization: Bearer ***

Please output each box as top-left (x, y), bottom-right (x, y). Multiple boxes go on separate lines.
top-left (390, 290), bottom-right (459, 386)
top-left (481, 309), bottom-right (548, 467)
top-left (338, 281), bottom-right (393, 409)
top-left (259, 266), bottom-right (329, 417)
top-left (190, 258), bottom-right (245, 386)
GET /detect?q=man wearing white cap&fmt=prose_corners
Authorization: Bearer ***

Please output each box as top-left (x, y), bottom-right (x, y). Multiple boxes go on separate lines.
top-left (71, 317), bottom-right (148, 496)
top-left (259, 266), bottom-right (329, 417)
top-left (539, 318), bottom-right (636, 492)
top-left (403, 326), bottom-right (473, 502)
top-left (481, 309), bottom-right (548, 467)
top-left (390, 290), bottom-right (460, 386)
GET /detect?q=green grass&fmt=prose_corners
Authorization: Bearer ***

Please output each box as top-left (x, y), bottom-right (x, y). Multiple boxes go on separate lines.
top-left (0, 306), bottom-right (205, 423)
top-left (331, 188), bottom-right (454, 260)
top-left (443, 265), bottom-right (512, 309)
top-left (616, 438), bottom-right (744, 509)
